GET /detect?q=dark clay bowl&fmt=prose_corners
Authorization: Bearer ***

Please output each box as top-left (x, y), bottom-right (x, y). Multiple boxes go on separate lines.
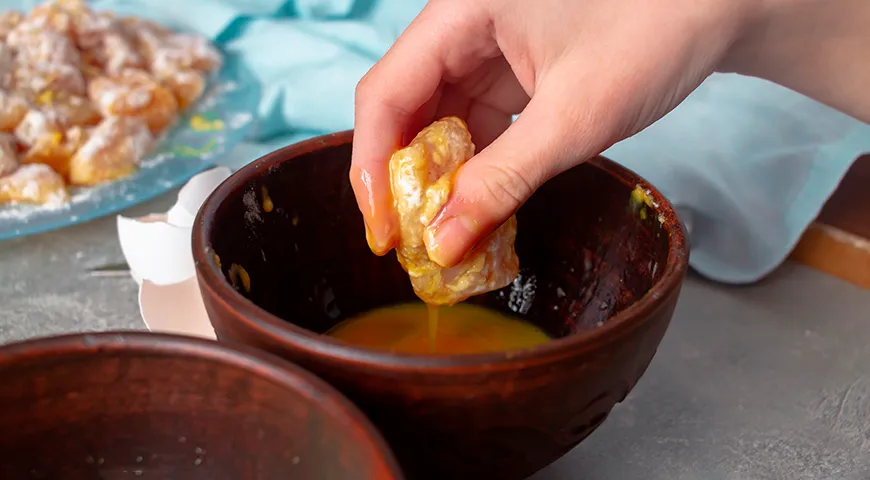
top-left (194, 131), bottom-right (689, 480)
top-left (0, 331), bottom-right (402, 480)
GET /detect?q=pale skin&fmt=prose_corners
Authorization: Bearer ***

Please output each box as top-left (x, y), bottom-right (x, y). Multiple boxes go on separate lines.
top-left (351, 0), bottom-right (870, 267)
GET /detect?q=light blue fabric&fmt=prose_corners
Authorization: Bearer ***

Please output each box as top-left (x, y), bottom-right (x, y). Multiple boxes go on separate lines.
top-left (11, 0), bottom-right (870, 283)
top-left (605, 74), bottom-right (870, 283)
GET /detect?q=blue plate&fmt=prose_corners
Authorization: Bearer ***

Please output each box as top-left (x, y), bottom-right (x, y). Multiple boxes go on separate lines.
top-left (0, 54), bottom-right (261, 241)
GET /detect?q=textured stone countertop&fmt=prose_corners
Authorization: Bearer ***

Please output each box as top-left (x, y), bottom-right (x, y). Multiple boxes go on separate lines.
top-left (3, 192), bottom-right (870, 480)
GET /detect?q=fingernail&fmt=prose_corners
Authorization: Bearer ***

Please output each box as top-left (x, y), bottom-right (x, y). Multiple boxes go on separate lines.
top-left (425, 215), bottom-right (479, 267)
top-left (365, 219), bottom-right (393, 256)
top-left (364, 220), bottom-right (378, 251)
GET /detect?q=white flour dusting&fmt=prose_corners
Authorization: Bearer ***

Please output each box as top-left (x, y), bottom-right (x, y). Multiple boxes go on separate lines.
top-left (0, 64), bottom-right (254, 233)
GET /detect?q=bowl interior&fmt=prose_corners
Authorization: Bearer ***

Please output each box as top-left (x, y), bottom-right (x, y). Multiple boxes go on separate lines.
top-left (204, 139), bottom-right (674, 341)
top-left (0, 333), bottom-right (400, 479)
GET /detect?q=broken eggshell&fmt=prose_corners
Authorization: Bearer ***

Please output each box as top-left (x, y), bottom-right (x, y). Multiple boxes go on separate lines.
top-left (139, 278), bottom-right (216, 339)
top-left (117, 167), bottom-right (231, 285)
top-left (116, 167), bottom-right (231, 339)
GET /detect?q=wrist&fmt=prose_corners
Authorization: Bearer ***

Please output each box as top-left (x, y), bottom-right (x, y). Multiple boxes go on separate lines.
top-left (719, 0), bottom-right (870, 122)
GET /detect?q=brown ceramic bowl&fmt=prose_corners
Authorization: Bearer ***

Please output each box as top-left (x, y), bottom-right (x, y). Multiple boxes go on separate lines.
top-left (194, 131), bottom-right (689, 480)
top-left (0, 331), bottom-right (402, 479)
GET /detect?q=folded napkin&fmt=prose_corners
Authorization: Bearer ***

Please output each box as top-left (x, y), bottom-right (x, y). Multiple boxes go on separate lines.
top-left (10, 0), bottom-right (869, 283)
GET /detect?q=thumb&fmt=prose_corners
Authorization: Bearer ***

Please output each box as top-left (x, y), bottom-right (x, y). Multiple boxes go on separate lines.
top-left (424, 81), bottom-right (611, 268)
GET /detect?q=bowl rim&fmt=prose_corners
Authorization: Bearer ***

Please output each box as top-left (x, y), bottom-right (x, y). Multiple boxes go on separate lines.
top-left (193, 130), bottom-right (689, 374)
top-left (0, 330), bottom-right (404, 479)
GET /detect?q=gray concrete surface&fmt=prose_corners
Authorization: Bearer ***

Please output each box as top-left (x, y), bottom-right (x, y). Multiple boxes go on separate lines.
top-left (3, 193), bottom-right (870, 479)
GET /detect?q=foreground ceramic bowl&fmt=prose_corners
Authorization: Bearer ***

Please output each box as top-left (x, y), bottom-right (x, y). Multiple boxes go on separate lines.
top-left (194, 131), bottom-right (689, 479)
top-left (0, 331), bottom-right (402, 479)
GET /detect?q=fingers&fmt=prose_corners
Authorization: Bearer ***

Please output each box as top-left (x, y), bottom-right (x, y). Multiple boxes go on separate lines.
top-left (350, 1), bottom-right (497, 255)
top-left (350, 9), bottom-right (443, 255)
top-left (424, 73), bottom-right (616, 267)
top-left (436, 57), bottom-right (531, 149)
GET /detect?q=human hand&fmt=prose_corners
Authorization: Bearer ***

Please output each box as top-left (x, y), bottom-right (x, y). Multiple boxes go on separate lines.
top-left (350, 0), bottom-right (757, 267)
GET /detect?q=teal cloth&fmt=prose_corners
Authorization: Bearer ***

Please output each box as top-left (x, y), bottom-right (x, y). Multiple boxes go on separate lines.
top-left (10, 0), bottom-right (870, 283)
top-left (80, 0), bottom-right (421, 149)
top-left (605, 74), bottom-right (870, 283)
